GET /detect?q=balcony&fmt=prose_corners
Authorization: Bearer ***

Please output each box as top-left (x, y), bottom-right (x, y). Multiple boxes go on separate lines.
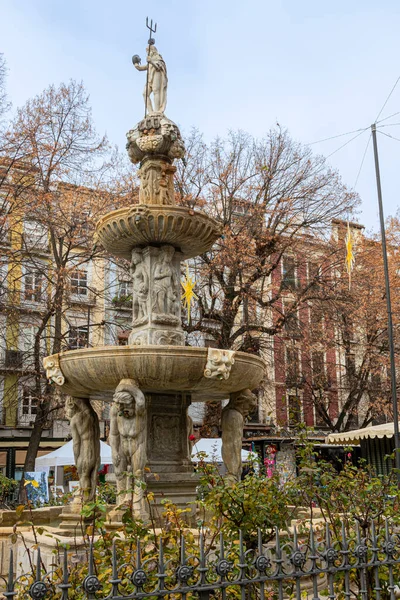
top-left (21, 233), bottom-right (49, 252)
top-left (68, 290), bottom-right (97, 307)
top-left (4, 350), bottom-right (23, 369)
top-left (111, 295), bottom-right (132, 310)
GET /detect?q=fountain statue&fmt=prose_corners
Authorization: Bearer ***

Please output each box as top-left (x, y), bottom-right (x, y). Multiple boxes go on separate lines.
top-left (43, 21), bottom-right (266, 519)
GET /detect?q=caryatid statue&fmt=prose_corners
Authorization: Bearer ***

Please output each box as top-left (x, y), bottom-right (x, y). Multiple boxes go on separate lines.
top-left (133, 41), bottom-right (168, 115)
top-left (109, 379), bottom-right (147, 514)
top-left (65, 397), bottom-right (100, 502)
top-left (221, 389), bottom-right (258, 481)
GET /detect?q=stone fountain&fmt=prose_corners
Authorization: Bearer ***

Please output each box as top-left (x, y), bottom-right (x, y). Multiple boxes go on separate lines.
top-left (43, 32), bottom-right (265, 521)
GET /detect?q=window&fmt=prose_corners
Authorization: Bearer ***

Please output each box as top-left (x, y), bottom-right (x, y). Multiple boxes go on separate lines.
top-left (118, 280), bottom-right (132, 298)
top-left (232, 202), bottom-right (248, 217)
top-left (21, 324), bottom-right (42, 367)
top-left (70, 270), bottom-right (88, 296)
top-left (314, 395), bottom-right (328, 428)
top-left (286, 347), bottom-right (300, 387)
top-left (288, 395), bottom-right (301, 427)
top-left (69, 326), bottom-right (88, 349)
top-left (310, 305), bottom-right (324, 338)
top-left (308, 261), bottom-right (322, 287)
top-left (24, 270), bottom-right (42, 302)
top-left (346, 353), bottom-right (356, 381)
top-left (5, 350), bottom-right (23, 369)
top-left (19, 388), bottom-right (38, 424)
top-left (312, 351), bottom-right (326, 388)
top-left (282, 257), bottom-right (297, 290)
top-left (23, 221), bottom-right (48, 249)
top-left (284, 302), bottom-right (301, 336)
top-left (22, 390), bottom-right (37, 416)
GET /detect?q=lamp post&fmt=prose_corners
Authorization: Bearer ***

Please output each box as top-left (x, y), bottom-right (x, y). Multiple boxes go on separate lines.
top-left (371, 123), bottom-right (400, 482)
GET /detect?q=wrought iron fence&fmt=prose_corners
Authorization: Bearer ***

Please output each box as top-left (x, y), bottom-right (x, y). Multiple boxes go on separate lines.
top-left (3, 519), bottom-right (400, 599)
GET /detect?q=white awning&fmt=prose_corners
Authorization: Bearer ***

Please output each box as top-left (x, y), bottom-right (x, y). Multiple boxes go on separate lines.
top-left (326, 422), bottom-right (398, 445)
top-left (191, 438), bottom-right (253, 462)
top-left (34, 439), bottom-right (113, 469)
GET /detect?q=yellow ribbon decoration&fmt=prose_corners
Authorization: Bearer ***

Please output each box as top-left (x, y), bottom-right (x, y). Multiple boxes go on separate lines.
top-left (345, 222), bottom-right (355, 289)
top-left (181, 262), bottom-right (198, 322)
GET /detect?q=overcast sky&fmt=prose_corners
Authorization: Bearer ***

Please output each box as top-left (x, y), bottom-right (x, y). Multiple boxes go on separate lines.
top-left (1, 0), bottom-right (399, 232)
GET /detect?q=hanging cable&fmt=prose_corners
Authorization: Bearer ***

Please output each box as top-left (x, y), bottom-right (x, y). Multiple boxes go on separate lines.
top-left (377, 111), bottom-right (400, 124)
top-left (354, 133), bottom-right (372, 188)
top-left (375, 77), bottom-right (400, 122)
top-left (378, 130), bottom-right (400, 143)
top-left (308, 127), bottom-right (368, 146)
top-left (325, 129), bottom-right (368, 159)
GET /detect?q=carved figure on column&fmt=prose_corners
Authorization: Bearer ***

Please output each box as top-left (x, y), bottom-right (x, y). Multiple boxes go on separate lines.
top-left (109, 379), bottom-right (147, 514)
top-left (133, 45), bottom-right (168, 114)
top-left (153, 246), bottom-right (178, 315)
top-left (65, 397), bottom-right (100, 502)
top-left (221, 389), bottom-right (257, 482)
top-left (131, 251), bottom-right (149, 323)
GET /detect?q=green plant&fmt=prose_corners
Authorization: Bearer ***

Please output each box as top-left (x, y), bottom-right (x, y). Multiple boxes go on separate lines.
top-left (0, 473), bottom-right (18, 507)
top-left (96, 482), bottom-right (116, 505)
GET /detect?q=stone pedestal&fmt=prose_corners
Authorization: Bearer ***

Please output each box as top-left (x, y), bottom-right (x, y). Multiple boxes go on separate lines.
top-left (145, 392), bottom-right (199, 521)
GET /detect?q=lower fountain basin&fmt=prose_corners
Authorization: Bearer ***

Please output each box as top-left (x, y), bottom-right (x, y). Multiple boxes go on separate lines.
top-left (44, 345), bottom-right (265, 402)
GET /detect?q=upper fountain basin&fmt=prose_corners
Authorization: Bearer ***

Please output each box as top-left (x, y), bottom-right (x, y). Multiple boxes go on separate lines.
top-left (43, 345), bottom-right (265, 402)
top-left (95, 204), bottom-right (222, 260)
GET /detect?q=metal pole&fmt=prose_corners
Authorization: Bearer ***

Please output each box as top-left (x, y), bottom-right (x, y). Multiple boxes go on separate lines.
top-left (371, 123), bottom-right (400, 481)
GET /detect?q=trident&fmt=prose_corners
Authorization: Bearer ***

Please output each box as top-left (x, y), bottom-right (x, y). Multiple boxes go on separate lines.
top-left (145, 17), bottom-right (157, 117)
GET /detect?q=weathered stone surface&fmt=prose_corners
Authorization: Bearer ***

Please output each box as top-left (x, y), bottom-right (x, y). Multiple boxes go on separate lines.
top-left (43, 346), bottom-right (265, 402)
top-left (204, 348), bottom-right (236, 380)
top-left (95, 204), bottom-right (222, 260)
top-left (65, 397), bottom-right (100, 502)
top-left (43, 354), bottom-right (65, 385)
top-left (133, 45), bottom-right (168, 116)
top-left (128, 245), bottom-right (184, 345)
top-left (110, 379), bottom-right (147, 517)
top-left (126, 115), bottom-right (184, 164)
top-left (221, 389), bottom-right (258, 481)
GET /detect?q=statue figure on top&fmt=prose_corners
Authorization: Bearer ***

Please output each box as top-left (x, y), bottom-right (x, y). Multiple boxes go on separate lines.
top-left (133, 41), bottom-right (168, 115)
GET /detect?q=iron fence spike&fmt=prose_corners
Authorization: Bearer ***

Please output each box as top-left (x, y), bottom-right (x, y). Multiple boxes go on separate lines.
top-left (63, 547), bottom-right (68, 584)
top-left (7, 549), bottom-right (14, 591)
top-left (181, 534), bottom-right (186, 564)
top-left (219, 532), bottom-right (224, 559)
top-left (159, 535), bottom-right (164, 573)
top-left (136, 536), bottom-right (141, 568)
top-left (258, 528), bottom-right (262, 555)
top-left (36, 547), bottom-right (41, 582)
top-left (88, 543), bottom-right (93, 576)
top-left (112, 540), bottom-right (118, 579)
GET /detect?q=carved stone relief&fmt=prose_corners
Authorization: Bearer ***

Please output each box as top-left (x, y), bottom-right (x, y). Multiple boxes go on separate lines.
top-left (204, 349), bottom-right (236, 380)
top-left (138, 159), bottom-right (176, 206)
top-left (131, 250), bottom-right (149, 324)
top-left (152, 330), bottom-right (183, 345)
top-left (152, 245), bottom-right (179, 316)
top-left (150, 415), bottom-right (181, 460)
top-left (43, 355), bottom-right (65, 386)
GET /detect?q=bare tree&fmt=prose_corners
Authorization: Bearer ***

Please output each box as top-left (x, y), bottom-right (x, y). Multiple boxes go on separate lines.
top-left (0, 81), bottom-right (134, 479)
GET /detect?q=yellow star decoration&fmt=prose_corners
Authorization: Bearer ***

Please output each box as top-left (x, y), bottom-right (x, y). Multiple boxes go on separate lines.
top-left (181, 263), bottom-right (198, 322)
top-left (345, 222), bottom-right (355, 289)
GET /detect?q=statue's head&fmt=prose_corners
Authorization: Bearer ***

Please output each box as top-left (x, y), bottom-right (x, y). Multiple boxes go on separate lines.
top-left (115, 391), bottom-right (135, 418)
top-left (230, 389), bottom-right (257, 418)
top-left (113, 379), bottom-right (140, 419)
top-left (161, 245), bottom-right (174, 262)
top-left (147, 45), bottom-right (163, 61)
top-left (65, 396), bottom-right (76, 420)
top-left (131, 251), bottom-right (142, 268)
